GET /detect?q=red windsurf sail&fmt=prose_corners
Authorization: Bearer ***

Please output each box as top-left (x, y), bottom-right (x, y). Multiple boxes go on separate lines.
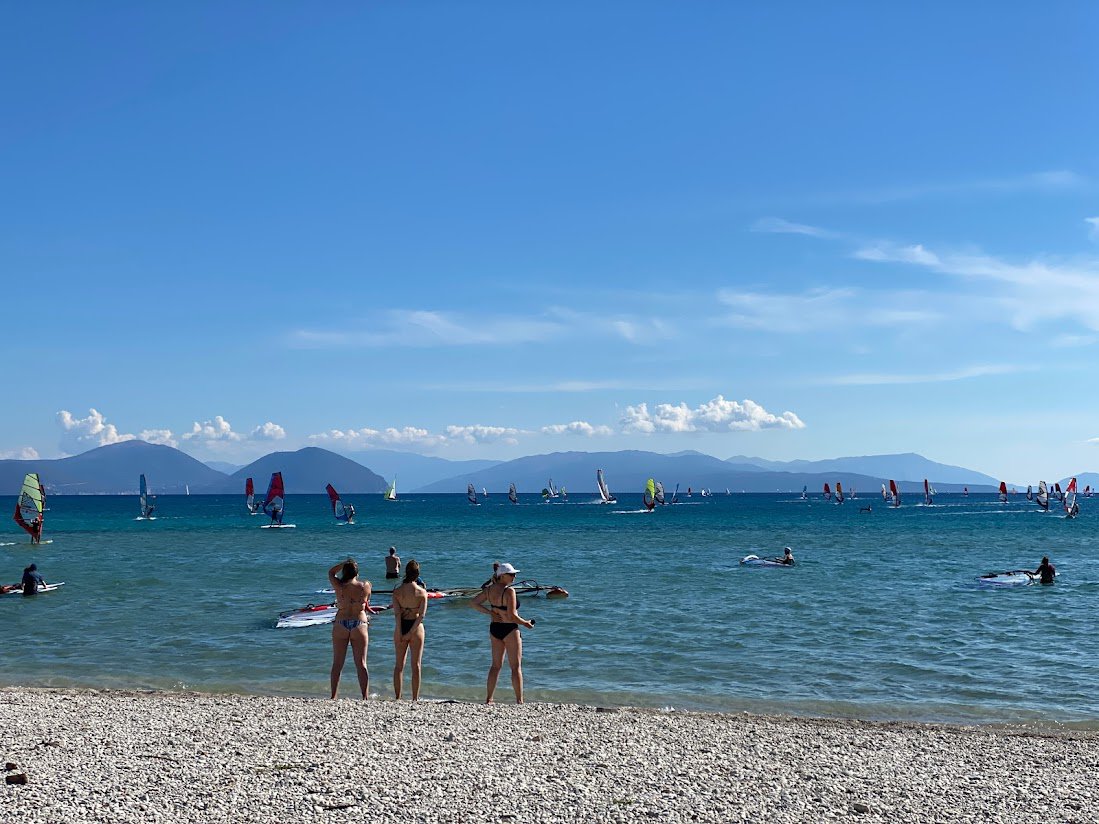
top-left (264, 472), bottom-right (285, 513)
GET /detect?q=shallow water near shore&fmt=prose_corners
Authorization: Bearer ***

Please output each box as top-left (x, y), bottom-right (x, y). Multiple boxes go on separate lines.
top-left (2, 491), bottom-right (1096, 727)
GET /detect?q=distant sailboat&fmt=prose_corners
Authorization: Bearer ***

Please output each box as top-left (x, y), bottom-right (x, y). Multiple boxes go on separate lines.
top-left (326, 483), bottom-right (353, 522)
top-left (263, 472), bottom-right (286, 525)
top-left (508, 483), bottom-right (518, 504)
top-left (597, 469), bottom-right (617, 504)
top-left (655, 481), bottom-right (666, 506)
top-left (823, 483), bottom-right (832, 502)
top-left (1036, 480), bottom-right (1050, 512)
top-left (13, 472), bottom-right (45, 542)
top-left (246, 477), bottom-right (261, 514)
top-left (889, 479), bottom-right (900, 508)
top-left (467, 483), bottom-right (480, 505)
top-left (924, 479), bottom-right (933, 506)
top-left (139, 474), bottom-right (156, 519)
top-left (998, 482), bottom-right (1008, 504)
top-left (643, 478), bottom-right (656, 511)
top-left (384, 478), bottom-right (397, 501)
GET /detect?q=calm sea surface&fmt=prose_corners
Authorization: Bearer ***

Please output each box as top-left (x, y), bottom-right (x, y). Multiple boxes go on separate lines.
top-left (2, 492), bottom-right (1095, 727)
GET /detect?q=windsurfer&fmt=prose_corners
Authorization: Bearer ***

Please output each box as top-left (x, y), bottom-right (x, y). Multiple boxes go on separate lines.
top-left (1033, 556), bottom-right (1056, 585)
top-left (345, 503), bottom-right (355, 524)
top-left (269, 507), bottom-right (283, 526)
top-left (21, 563), bottom-right (46, 596)
top-left (385, 547), bottom-right (400, 579)
top-left (29, 516), bottom-right (42, 544)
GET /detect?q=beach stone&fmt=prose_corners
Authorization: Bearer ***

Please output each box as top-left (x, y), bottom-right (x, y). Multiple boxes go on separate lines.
top-left (5, 762), bottom-right (16, 770)
top-left (6, 772), bottom-right (28, 785)
top-left (852, 802), bottom-right (870, 814)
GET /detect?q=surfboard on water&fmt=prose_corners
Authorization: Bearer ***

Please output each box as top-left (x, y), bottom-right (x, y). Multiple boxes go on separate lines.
top-left (260, 523), bottom-right (297, 529)
top-left (740, 554), bottom-right (793, 568)
top-left (2, 581), bottom-right (65, 596)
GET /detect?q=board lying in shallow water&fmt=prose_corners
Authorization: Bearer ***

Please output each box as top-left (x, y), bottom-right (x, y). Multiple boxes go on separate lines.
top-left (978, 570), bottom-right (1038, 586)
top-left (740, 555), bottom-right (793, 568)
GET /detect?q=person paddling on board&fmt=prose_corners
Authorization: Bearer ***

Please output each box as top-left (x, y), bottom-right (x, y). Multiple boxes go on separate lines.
top-left (384, 547), bottom-right (400, 580)
top-left (1033, 556), bottom-right (1056, 584)
top-left (21, 563), bottom-right (46, 596)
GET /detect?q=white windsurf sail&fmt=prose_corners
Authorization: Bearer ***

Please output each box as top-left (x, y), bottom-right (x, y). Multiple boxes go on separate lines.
top-left (596, 469), bottom-right (617, 504)
top-left (1037, 481), bottom-right (1049, 511)
top-left (1064, 477), bottom-right (1078, 516)
top-left (384, 478), bottom-right (397, 501)
top-left (655, 481), bottom-right (666, 505)
top-left (881, 483), bottom-right (888, 501)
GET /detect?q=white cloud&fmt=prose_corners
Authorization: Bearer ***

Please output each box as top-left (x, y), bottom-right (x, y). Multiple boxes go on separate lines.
top-left (620, 395), bottom-right (805, 434)
top-left (444, 425), bottom-right (525, 446)
top-left (250, 422), bottom-right (286, 441)
top-left (57, 408), bottom-right (136, 451)
top-left (0, 446), bottom-right (39, 460)
top-left (292, 309), bottom-right (568, 349)
top-left (183, 416), bottom-right (242, 443)
top-left (541, 421), bottom-right (614, 437)
top-left (751, 217), bottom-right (834, 238)
top-left (854, 243), bottom-right (940, 266)
top-left (821, 364), bottom-right (1029, 386)
top-left (716, 287), bottom-right (943, 334)
top-left (310, 427), bottom-right (447, 450)
top-left (138, 429), bottom-right (178, 447)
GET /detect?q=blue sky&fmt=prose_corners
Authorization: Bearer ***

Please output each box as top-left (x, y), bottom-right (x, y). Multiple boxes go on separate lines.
top-left (3, 2), bottom-right (1098, 481)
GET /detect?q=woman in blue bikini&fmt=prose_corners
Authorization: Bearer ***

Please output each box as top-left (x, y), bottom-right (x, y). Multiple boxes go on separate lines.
top-left (328, 558), bottom-right (376, 699)
top-left (471, 562), bottom-right (535, 704)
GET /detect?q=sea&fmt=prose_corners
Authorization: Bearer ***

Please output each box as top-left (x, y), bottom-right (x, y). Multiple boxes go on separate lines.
top-left (2, 491), bottom-right (1096, 728)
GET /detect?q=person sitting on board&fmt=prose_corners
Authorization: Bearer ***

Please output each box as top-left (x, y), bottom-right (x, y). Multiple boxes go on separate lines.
top-left (392, 559), bottom-right (428, 702)
top-left (1033, 556), bottom-right (1056, 585)
top-left (778, 547), bottom-right (795, 566)
top-left (21, 563), bottom-right (46, 596)
top-left (385, 547), bottom-right (401, 580)
top-left (328, 558), bottom-right (379, 700)
top-left (471, 562), bottom-right (535, 704)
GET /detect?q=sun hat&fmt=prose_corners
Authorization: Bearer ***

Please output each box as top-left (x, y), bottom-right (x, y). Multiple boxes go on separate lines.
top-left (497, 562), bottom-right (520, 576)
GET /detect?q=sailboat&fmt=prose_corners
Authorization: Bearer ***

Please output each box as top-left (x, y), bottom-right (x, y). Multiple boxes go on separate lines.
top-left (1036, 481), bottom-right (1050, 512)
top-left (13, 472), bottom-right (45, 543)
top-left (261, 472), bottom-right (292, 527)
top-left (508, 483), bottom-right (518, 504)
top-left (643, 478), bottom-right (656, 511)
top-left (998, 482), bottom-right (1008, 504)
top-left (383, 477), bottom-right (397, 502)
top-left (138, 474), bottom-right (156, 519)
top-left (655, 481), bottom-right (666, 506)
top-left (596, 469), bottom-right (617, 504)
top-left (246, 477), bottom-right (261, 514)
top-left (542, 479), bottom-right (558, 499)
top-left (889, 479), bottom-right (900, 508)
top-left (326, 484), bottom-right (353, 523)
top-left (467, 483), bottom-right (480, 505)
top-left (923, 479), bottom-right (934, 506)
top-left (823, 483), bottom-right (832, 502)
top-left (1064, 477), bottom-right (1080, 518)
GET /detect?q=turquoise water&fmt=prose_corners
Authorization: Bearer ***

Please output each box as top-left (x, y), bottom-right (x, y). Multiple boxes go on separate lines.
top-left (2, 492), bottom-right (1096, 726)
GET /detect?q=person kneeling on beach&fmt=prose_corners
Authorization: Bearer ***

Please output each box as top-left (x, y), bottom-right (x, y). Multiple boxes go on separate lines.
top-left (392, 559), bottom-right (428, 701)
top-left (471, 562), bottom-right (535, 704)
top-left (328, 558), bottom-right (380, 699)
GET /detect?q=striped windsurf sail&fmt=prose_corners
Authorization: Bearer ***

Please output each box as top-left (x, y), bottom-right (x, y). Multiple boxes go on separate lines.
top-left (924, 479), bottom-right (933, 506)
top-left (384, 478), bottom-right (397, 501)
top-left (998, 482), bottom-right (1007, 504)
top-left (508, 483), bottom-right (518, 504)
top-left (1064, 478), bottom-right (1078, 513)
top-left (889, 479), bottom-right (899, 507)
top-left (597, 469), bottom-right (616, 504)
top-left (835, 482), bottom-right (845, 504)
top-left (13, 472), bottom-right (45, 537)
top-left (246, 477), bottom-right (256, 512)
top-left (643, 478), bottom-right (656, 511)
top-left (263, 472), bottom-right (285, 518)
top-left (655, 481), bottom-right (665, 505)
top-left (467, 483), bottom-right (478, 505)
top-left (823, 483), bottom-right (831, 502)
top-left (326, 483), bottom-right (347, 520)
top-left (1037, 481), bottom-right (1049, 511)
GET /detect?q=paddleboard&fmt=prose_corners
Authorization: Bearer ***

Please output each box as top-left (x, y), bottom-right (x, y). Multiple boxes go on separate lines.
top-left (261, 524), bottom-right (297, 529)
top-left (740, 554), bottom-right (792, 568)
top-left (2, 581), bottom-right (65, 596)
top-left (134, 517), bottom-right (157, 521)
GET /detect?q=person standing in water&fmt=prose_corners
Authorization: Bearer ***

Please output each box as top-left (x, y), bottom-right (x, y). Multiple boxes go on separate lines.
top-left (21, 563), bottom-right (46, 596)
top-left (1033, 556), bottom-right (1056, 584)
top-left (384, 547), bottom-right (400, 580)
top-left (471, 562), bottom-right (535, 704)
top-left (328, 558), bottom-right (377, 699)
top-left (392, 559), bottom-right (428, 701)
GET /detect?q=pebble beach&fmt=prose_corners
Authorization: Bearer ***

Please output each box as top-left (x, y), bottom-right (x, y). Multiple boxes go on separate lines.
top-left (2, 689), bottom-right (1096, 823)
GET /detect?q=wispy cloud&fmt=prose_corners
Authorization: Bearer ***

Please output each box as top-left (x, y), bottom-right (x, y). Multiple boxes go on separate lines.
top-left (291, 309), bottom-right (568, 349)
top-left (820, 364), bottom-right (1029, 386)
top-left (716, 287), bottom-right (943, 333)
top-left (751, 217), bottom-right (836, 238)
top-left (0, 446), bottom-right (39, 460)
top-left (310, 427), bottom-right (448, 450)
top-left (620, 394), bottom-right (805, 434)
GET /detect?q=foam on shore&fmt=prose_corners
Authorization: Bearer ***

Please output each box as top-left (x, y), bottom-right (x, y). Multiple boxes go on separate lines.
top-left (2, 688), bottom-right (1096, 823)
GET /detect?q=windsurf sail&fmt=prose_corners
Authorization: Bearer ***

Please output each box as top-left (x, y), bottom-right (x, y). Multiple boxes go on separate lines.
top-left (1026, 484), bottom-right (1034, 501)
top-left (1086, 485), bottom-right (1093, 498)
top-left (1064, 477), bottom-right (1078, 514)
top-left (643, 478), bottom-right (656, 511)
top-left (482, 487), bottom-right (489, 497)
top-left (1037, 480), bottom-right (1049, 511)
top-left (881, 483), bottom-right (888, 501)
top-left (263, 472), bottom-right (285, 522)
top-left (508, 483), bottom-right (518, 504)
top-left (384, 478), bottom-right (397, 501)
top-left (1054, 482), bottom-right (1065, 503)
top-left (467, 483), bottom-right (479, 505)
top-left (541, 487), bottom-right (551, 499)
top-left (597, 469), bottom-right (617, 504)
top-left (963, 486), bottom-right (969, 497)
top-left (139, 474), bottom-right (156, 518)
top-left (998, 482), bottom-right (1007, 504)
top-left (546, 479), bottom-right (558, 498)
top-left (655, 481), bottom-right (666, 505)
top-left (13, 472), bottom-right (45, 539)
top-left (802, 485), bottom-right (808, 500)
top-left (889, 479), bottom-right (899, 508)
top-left (246, 477), bottom-right (256, 513)
top-left (687, 487), bottom-right (692, 497)
top-left (671, 483), bottom-right (680, 504)
top-left (835, 481), bottom-right (845, 504)
top-left (823, 483), bottom-right (832, 502)
top-left (924, 479), bottom-right (933, 506)
top-left (326, 483), bottom-right (348, 521)
top-left (560, 486), bottom-right (567, 500)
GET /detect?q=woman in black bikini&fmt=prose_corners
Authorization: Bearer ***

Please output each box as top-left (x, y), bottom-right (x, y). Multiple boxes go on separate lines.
top-left (471, 562), bottom-right (534, 704)
top-left (328, 558), bottom-right (375, 699)
top-left (392, 559), bottom-right (428, 701)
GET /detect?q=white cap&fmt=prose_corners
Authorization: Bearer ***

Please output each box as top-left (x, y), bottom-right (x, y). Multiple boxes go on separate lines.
top-left (497, 562), bottom-right (520, 576)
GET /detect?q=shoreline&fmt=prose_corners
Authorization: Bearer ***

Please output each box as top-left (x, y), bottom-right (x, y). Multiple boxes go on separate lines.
top-left (3, 687), bottom-right (1097, 823)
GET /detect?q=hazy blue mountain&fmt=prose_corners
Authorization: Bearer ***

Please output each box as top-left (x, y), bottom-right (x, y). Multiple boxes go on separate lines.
top-left (726, 453), bottom-right (1002, 486)
top-left (229, 447), bottom-right (386, 494)
top-left (416, 450), bottom-right (997, 495)
top-left (0, 440), bottom-right (228, 495)
top-left (204, 461), bottom-right (242, 474)
top-left (1061, 473), bottom-right (1099, 492)
top-left (340, 449), bottom-right (501, 492)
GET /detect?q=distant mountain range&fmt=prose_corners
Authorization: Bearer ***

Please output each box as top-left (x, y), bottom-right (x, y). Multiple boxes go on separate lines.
top-left (0, 440), bottom-right (1091, 496)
